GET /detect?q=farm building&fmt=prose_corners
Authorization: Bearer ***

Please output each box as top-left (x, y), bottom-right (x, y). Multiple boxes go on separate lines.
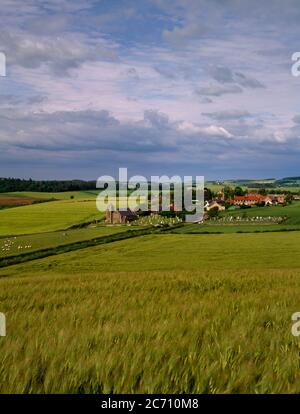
top-left (233, 195), bottom-right (265, 206)
top-left (106, 208), bottom-right (137, 224)
top-left (232, 194), bottom-right (286, 206)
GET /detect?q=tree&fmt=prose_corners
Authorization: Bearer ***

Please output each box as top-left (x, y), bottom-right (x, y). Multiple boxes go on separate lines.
top-left (204, 187), bottom-right (213, 202)
top-left (258, 188), bottom-right (267, 195)
top-left (285, 192), bottom-right (293, 204)
top-left (207, 206), bottom-right (219, 218)
top-left (234, 186), bottom-right (245, 196)
top-left (223, 186), bottom-right (234, 201)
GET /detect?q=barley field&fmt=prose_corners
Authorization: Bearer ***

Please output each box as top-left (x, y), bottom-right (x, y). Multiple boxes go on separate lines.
top-left (1, 233), bottom-right (300, 393)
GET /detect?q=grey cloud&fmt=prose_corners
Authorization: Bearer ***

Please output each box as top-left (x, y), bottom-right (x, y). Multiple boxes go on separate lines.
top-left (153, 66), bottom-right (177, 79)
top-left (0, 31), bottom-right (117, 75)
top-left (292, 115), bottom-right (300, 124)
top-left (195, 84), bottom-right (243, 97)
top-left (144, 110), bottom-right (169, 128)
top-left (126, 67), bottom-right (139, 80)
top-left (162, 22), bottom-right (208, 46)
top-left (234, 72), bottom-right (264, 89)
top-left (0, 94), bottom-right (47, 107)
top-left (207, 65), bottom-right (234, 84)
top-left (207, 64), bottom-right (265, 89)
top-left (25, 15), bottom-right (69, 35)
top-left (0, 109), bottom-right (175, 154)
top-left (199, 97), bottom-right (213, 104)
top-left (0, 107), bottom-right (300, 180)
top-left (202, 110), bottom-right (251, 121)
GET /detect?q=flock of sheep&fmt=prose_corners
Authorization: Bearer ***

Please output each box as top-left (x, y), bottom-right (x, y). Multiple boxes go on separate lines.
top-left (1, 237), bottom-right (32, 253)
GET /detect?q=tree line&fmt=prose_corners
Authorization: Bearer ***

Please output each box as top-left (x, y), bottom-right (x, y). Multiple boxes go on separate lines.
top-left (0, 178), bottom-right (97, 193)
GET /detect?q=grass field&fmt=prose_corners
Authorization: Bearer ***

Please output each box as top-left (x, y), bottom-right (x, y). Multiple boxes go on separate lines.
top-left (0, 225), bottom-right (131, 258)
top-left (0, 200), bottom-right (104, 236)
top-left (0, 191), bottom-right (99, 200)
top-left (1, 232), bottom-right (300, 393)
top-left (222, 202), bottom-right (300, 224)
top-left (1, 190), bottom-right (300, 393)
top-left (3, 232), bottom-right (300, 274)
top-left (172, 223), bottom-right (300, 233)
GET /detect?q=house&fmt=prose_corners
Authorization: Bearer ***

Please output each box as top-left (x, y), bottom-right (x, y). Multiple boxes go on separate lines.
top-left (272, 194), bottom-right (286, 204)
top-left (232, 193), bottom-right (286, 206)
top-left (263, 196), bottom-right (274, 206)
top-left (232, 195), bottom-right (266, 206)
top-left (106, 208), bottom-right (137, 224)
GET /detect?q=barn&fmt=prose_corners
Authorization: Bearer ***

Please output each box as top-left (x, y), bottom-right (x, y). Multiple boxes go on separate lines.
top-left (106, 208), bottom-right (137, 224)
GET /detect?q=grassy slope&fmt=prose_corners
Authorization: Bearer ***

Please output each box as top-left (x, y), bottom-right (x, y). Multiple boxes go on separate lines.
top-left (0, 226), bottom-right (130, 258)
top-left (0, 200), bottom-right (104, 237)
top-left (222, 201), bottom-right (300, 224)
top-left (2, 232), bottom-right (300, 275)
top-left (1, 233), bottom-right (300, 392)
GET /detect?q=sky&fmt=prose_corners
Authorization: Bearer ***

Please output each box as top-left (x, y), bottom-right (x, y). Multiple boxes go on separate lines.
top-left (0, 0), bottom-right (300, 181)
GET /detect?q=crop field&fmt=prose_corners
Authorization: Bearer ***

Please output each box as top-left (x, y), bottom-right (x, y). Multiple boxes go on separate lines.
top-left (4, 232), bottom-right (300, 274)
top-left (0, 197), bottom-right (40, 207)
top-left (1, 191), bottom-right (300, 394)
top-left (1, 232), bottom-right (300, 393)
top-left (0, 200), bottom-right (104, 237)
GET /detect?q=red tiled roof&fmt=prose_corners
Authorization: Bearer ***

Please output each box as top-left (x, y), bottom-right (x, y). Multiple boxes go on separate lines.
top-left (234, 195), bottom-right (264, 202)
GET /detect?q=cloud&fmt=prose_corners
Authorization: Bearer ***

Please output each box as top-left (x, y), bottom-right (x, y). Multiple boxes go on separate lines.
top-left (125, 67), bottom-right (139, 80)
top-left (153, 66), bottom-right (177, 79)
top-left (0, 0), bottom-right (298, 179)
top-left (202, 110), bottom-right (251, 121)
top-left (0, 30), bottom-right (117, 75)
top-left (177, 121), bottom-right (233, 138)
top-left (207, 64), bottom-right (265, 89)
top-left (0, 106), bottom-right (300, 180)
top-left (195, 84), bottom-right (243, 97)
top-left (292, 115), bottom-right (300, 124)
top-left (234, 72), bottom-right (264, 89)
top-left (207, 65), bottom-right (234, 84)
top-left (162, 22), bottom-right (208, 45)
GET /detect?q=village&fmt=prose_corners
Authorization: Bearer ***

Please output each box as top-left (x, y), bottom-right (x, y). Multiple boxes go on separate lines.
top-left (105, 188), bottom-right (291, 225)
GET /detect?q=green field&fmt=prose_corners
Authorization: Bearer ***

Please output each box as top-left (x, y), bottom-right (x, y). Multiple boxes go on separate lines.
top-left (3, 232), bottom-right (300, 274)
top-left (0, 191), bottom-right (98, 200)
top-left (172, 223), bottom-right (300, 233)
top-left (1, 191), bottom-right (300, 393)
top-left (0, 200), bottom-right (103, 236)
top-left (1, 232), bottom-right (300, 393)
top-left (222, 202), bottom-right (300, 224)
top-left (0, 225), bottom-right (131, 258)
